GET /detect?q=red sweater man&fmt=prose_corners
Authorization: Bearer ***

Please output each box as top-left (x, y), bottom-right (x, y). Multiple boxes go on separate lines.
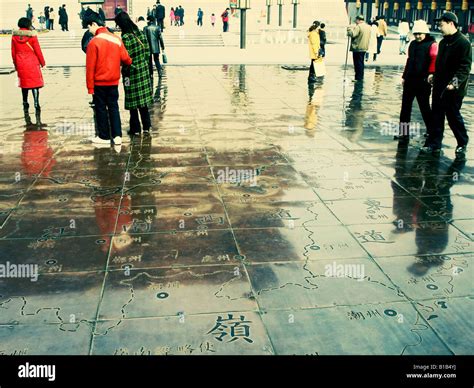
top-left (85, 13), bottom-right (132, 145)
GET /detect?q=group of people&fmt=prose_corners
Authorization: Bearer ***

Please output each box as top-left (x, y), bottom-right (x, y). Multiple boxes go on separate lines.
top-left (25, 4), bottom-right (67, 31)
top-left (168, 6), bottom-right (185, 27)
top-left (343, 11), bottom-right (471, 157)
top-left (147, 1), bottom-right (166, 30)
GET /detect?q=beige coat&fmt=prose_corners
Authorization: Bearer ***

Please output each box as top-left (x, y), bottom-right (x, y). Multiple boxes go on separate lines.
top-left (347, 22), bottom-right (371, 52)
top-left (378, 19), bottom-right (388, 37)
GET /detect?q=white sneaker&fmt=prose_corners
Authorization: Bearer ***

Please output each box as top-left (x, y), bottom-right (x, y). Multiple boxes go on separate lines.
top-left (113, 136), bottom-right (122, 145)
top-left (92, 137), bottom-right (111, 145)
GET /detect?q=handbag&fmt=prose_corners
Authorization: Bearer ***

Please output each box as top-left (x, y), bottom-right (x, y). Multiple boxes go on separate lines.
top-left (312, 60), bottom-right (326, 77)
top-left (162, 51), bottom-right (168, 64)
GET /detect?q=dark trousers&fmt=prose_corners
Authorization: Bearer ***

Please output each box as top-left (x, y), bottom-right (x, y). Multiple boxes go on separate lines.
top-left (129, 107), bottom-right (151, 134)
top-left (61, 22), bottom-right (68, 31)
top-left (93, 85), bottom-right (121, 140)
top-left (352, 51), bottom-right (365, 80)
top-left (377, 36), bottom-right (384, 54)
top-left (157, 18), bottom-right (164, 31)
top-left (308, 59), bottom-right (315, 79)
top-left (427, 90), bottom-right (469, 149)
top-left (197, 17), bottom-right (202, 26)
top-left (49, 20), bottom-right (54, 30)
top-left (149, 53), bottom-right (162, 76)
top-left (399, 80), bottom-right (432, 137)
top-left (223, 21), bottom-right (228, 32)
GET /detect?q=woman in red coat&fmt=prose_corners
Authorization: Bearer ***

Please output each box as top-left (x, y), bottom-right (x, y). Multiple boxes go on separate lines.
top-left (11, 17), bottom-right (46, 124)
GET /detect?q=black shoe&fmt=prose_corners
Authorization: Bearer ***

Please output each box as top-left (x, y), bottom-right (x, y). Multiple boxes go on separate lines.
top-left (455, 145), bottom-right (467, 157)
top-left (420, 145), bottom-right (441, 155)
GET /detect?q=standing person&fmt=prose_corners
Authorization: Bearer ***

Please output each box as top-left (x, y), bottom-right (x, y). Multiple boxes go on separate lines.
top-left (395, 20), bottom-right (438, 142)
top-left (62, 5), bottom-right (68, 31)
top-left (423, 12), bottom-right (472, 157)
top-left (179, 6), bottom-right (185, 26)
top-left (44, 6), bottom-right (50, 29)
top-left (307, 21), bottom-right (322, 83)
top-left (174, 7), bottom-right (180, 26)
top-left (197, 8), bottom-right (203, 27)
top-left (147, 7), bottom-right (152, 18)
top-left (59, 5), bottom-right (68, 32)
top-left (115, 12), bottom-right (153, 136)
top-left (156, 1), bottom-right (165, 31)
top-left (376, 16), bottom-right (387, 55)
top-left (48, 8), bottom-right (55, 30)
top-left (398, 18), bottom-right (410, 55)
top-left (211, 13), bottom-right (216, 27)
top-left (170, 8), bottom-right (175, 26)
top-left (39, 12), bottom-right (45, 29)
top-left (366, 21), bottom-right (379, 62)
top-left (26, 4), bottom-right (33, 21)
top-left (319, 23), bottom-right (326, 57)
top-left (347, 15), bottom-right (371, 82)
top-left (11, 17), bottom-right (46, 124)
top-left (145, 16), bottom-right (165, 79)
top-left (221, 8), bottom-right (230, 32)
top-left (84, 10), bottom-right (132, 145)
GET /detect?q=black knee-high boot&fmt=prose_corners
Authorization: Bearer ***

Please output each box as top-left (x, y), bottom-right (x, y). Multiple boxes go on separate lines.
top-left (32, 88), bottom-right (41, 125)
top-left (22, 88), bottom-right (29, 112)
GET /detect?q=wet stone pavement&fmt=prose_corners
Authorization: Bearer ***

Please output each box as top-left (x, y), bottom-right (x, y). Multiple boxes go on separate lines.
top-left (0, 65), bottom-right (473, 355)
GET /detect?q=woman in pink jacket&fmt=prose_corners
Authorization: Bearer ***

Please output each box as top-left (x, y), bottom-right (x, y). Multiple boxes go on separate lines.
top-left (11, 17), bottom-right (46, 122)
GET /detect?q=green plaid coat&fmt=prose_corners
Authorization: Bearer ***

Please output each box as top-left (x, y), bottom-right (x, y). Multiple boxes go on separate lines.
top-left (121, 31), bottom-right (153, 110)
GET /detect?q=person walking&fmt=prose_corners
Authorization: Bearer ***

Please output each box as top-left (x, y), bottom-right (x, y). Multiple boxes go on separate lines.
top-left (347, 15), bottom-right (371, 81)
top-left (84, 10), bottom-right (132, 145)
top-left (376, 16), bottom-right (387, 55)
top-left (197, 8), bottom-right (203, 27)
top-left (115, 12), bottom-right (153, 136)
top-left (156, 1), bottom-right (165, 31)
top-left (11, 17), bottom-right (46, 125)
top-left (178, 6), bottom-right (185, 26)
top-left (145, 16), bottom-right (165, 79)
top-left (395, 20), bottom-right (438, 143)
top-left (308, 21), bottom-right (323, 83)
top-left (398, 18), bottom-right (410, 54)
top-left (59, 4), bottom-right (68, 32)
top-left (422, 12), bottom-right (472, 157)
top-left (221, 8), bottom-right (230, 32)
top-left (48, 8), bottom-right (55, 30)
top-left (366, 21), bottom-right (379, 62)
top-left (170, 8), bottom-right (175, 26)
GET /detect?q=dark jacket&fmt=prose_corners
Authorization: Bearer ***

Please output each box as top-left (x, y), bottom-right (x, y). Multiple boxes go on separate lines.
top-left (156, 4), bottom-right (165, 19)
top-left (59, 7), bottom-right (68, 24)
top-left (403, 35), bottom-right (436, 82)
top-left (44, 6), bottom-right (50, 19)
top-left (433, 31), bottom-right (472, 97)
top-left (144, 23), bottom-right (165, 54)
top-left (319, 29), bottom-right (326, 45)
top-left (98, 8), bottom-right (105, 22)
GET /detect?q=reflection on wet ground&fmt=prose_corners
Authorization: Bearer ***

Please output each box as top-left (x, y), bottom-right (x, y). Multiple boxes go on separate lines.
top-left (0, 65), bottom-right (472, 355)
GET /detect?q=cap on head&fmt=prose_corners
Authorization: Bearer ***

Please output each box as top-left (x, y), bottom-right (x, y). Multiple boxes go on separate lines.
top-left (355, 15), bottom-right (365, 21)
top-left (435, 11), bottom-right (458, 25)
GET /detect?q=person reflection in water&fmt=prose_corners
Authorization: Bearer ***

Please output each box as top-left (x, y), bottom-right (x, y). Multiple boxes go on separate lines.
top-left (304, 78), bottom-right (325, 133)
top-left (343, 81), bottom-right (365, 142)
top-left (391, 142), bottom-right (466, 276)
top-left (21, 127), bottom-right (56, 177)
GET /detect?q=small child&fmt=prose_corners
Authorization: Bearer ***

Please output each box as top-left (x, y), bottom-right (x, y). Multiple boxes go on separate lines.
top-left (211, 13), bottom-right (216, 27)
top-left (39, 12), bottom-right (45, 29)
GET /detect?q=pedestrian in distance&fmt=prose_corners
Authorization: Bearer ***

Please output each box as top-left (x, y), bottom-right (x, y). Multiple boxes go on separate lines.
top-left (38, 13), bottom-right (45, 29)
top-left (26, 4), bottom-right (33, 21)
top-left (98, 7), bottom-right (106, 23)
top-left (170, 8), bottom-right (175, 26)
top-left (48, 8), bottom-right (55, 30)
top-left (197, 8), bottom-right (203, 27)
top-left (422, 12), bottom-right (472, 158)
top-left (155, 1), bottom-right (165, 31)
top-left (115, 12), bottom-right (154, 137)
top-left (145, 16), bottom-right (165, 79)
top-left (376, 15), bottom-right (387, 55)
top-left (11, 17), bottom-right (46, 125)
top-left (347, 15), bottom-right (371, 82)
top-left (319, 23), bottom-right (326, 57)
top-left (398, 18), bottom-right (410, 55)
top-left (365, 20), bottom-right (379, 62)
top-left (396, 20), bottom-right (438, 143)
top-left (221, 8), bottom-right (230, 32)
top-left (44, 6), bottom-right (50, 29)
top-left (211, 13), bottom-right (216, 27)
top-left (84, 10), bottom-right (132, 145)
top-left (59, 4), bottom-right (68, 32)
top-left (308, 21), bottom-right (323, 83)
top-left (178, 6), bottom-right (185, 26)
